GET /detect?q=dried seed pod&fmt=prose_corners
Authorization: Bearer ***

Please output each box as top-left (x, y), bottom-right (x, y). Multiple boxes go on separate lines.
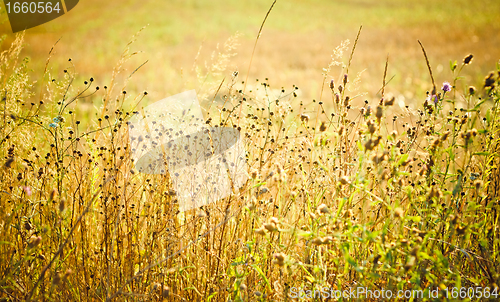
top-left (364, 139), bottom-right (374, 151)
top-left (273, 252), bottom-right (286, 266)
top-left (4, 157), bottom-right (14, 168)
top-left (317, 203), bottom-right (330, 214)
top-left (263, 223), bottom-right (278, 232)
top-left (463, 54), bottom-right (473, 64)
top-left (474, 180), bottom-right (483, 190)
top-left (254, 227), bottom-right (266, 235)
top-left (375, 106), bottom-right (383, 123)
top-left (339, 176), bottom-right (350, 185)
top-left (384, 96), bottom-right (395, 106)
top-left (28, 236), bottom-right (42, 249)
top-left (319, 122), bottom-right (327, 132)
top-left (311, 237), bottom-right (323, 245)
top-left (394, 207), bottom-right (404, 219)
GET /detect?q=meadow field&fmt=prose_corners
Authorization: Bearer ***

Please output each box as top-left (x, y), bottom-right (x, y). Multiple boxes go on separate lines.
top-left (0, 0), bottom-right (500, 301)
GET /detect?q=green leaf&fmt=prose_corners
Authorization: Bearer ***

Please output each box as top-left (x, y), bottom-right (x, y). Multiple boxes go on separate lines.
top-left (397, 153), bottom-right (409, 167)
top-left (450, 60), bottom-right (457, 72)
top-left (250, 264), bottom-right (271, 292)
top-left (473, 152), bottom-right (490, 156)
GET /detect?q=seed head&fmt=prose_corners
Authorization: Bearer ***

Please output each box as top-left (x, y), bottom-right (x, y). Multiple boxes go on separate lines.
top-left (59, 198), bottom-right (66, 212)
top-left (456, 225), bottom-right (467, 235)
top-left (162, 286), bottom-right (170, 298)
top-left (468, 86), bottom-right (476, 95)
top-left (4, 157), bottom-right (14, 168)
top-left (375, 106), bottom-right (383, 123)
top-left (311, 237), bottom-right (324, 245)
top-left (394, 207), bottom-right (404, 219)
top-left (317, 203), bottom-right (330, 214)
top-left (300, 114), bottom-right (309, 122)
top-left (384, 97), bottom-right (395, 106)
top-left (339, 176), bottom-right (350, 185)
top-left (474, 180), bottom-right (483, 191)
top-left (484, 71), bottom-right (496, 88)
top-left (344, 96), bottom-right (350, 107)
top-left (28, 236), bottom-right (42, 249)
top-left (364, 139), bottom-right (374, 151)
top-left (254, 227), bottom-right (266, 235)
top-left (463, 54), bottom-right (473, 64)
top-left (263, 223), bottom-right (278, 232)
top-left (273, 252), bottom-right (286, 266)
top-left (338, 126), bottom-right (345, 136)
top-left (319, 122), bottom-right (327, 132)
top-left (53, 272), bottom-right (62, 286)
top-left (404, 256), bottom-right (416, 271)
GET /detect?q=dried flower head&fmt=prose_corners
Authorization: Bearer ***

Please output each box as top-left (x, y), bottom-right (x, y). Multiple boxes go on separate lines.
top-left (317, 203), bottom-right (330, 214)
top-left (463, 54), bottom-right (473, 64)
top-left (319, 122), bottom-right (327, 132)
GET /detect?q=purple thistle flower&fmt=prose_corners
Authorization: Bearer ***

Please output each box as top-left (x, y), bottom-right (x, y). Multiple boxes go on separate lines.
top-left (442, 82), bottom-right (452, 92)
top-left (433, 95), bottom-right (439, 104)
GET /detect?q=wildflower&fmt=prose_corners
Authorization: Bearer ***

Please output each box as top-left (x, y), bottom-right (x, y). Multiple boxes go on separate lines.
top-left (442, 82), bottom-right (452, 92)
top-left (431, 94), bottom-right (439, 104)
top-left (23, 186), bottom-right (32, 196)
top-left (329, 79), bottom-right (334, 90)
top-left (49, 123), bottom-right (58, 128)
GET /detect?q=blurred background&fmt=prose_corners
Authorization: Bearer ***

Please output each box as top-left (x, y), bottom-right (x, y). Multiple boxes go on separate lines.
top-left (1, 0), bottom-right (499, 108)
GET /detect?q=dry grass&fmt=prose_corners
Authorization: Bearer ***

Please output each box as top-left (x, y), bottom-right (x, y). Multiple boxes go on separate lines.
top-left (1, 1), bottom-right (500, 301)
top-left (0, 28), bottom-right (499, 301)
